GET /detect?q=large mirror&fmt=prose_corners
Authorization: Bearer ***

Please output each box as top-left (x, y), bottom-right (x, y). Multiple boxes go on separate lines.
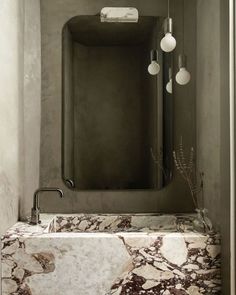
top-left (62, 14), bottom-right (173, 190)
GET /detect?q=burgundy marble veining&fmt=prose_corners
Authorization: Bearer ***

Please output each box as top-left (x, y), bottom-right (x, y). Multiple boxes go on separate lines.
top-left (1, 237), bottom-right (55, 295)
top-left (107, 233), bottom-right (221, 294)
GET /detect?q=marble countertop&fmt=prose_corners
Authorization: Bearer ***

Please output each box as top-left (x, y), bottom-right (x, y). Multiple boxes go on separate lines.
top-left (1, 213), bottom-right (218, 239)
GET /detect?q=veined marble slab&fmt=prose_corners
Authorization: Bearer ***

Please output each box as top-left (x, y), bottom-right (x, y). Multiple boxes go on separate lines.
top-left (100, 7), bottom-right (139, 23)
top-left (1, 214), bottom-right (221, 295)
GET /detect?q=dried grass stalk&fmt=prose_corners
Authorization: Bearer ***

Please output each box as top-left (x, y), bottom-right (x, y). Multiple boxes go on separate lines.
top-left (173, 137), bottom-right (203, 209)
top-left (150, 147), bottom-right (168, 180)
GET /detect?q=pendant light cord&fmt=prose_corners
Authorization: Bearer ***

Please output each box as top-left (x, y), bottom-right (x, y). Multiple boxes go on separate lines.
top-left (183, 0), bottom-right (185, 54)
top-left (168, 0), bottom-right (170, 18)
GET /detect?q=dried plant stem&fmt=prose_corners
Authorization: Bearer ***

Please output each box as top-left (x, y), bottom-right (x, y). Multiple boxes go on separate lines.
top-left (150, 147), bottom-right (168, 180)
top-left (173, 137), bottom-right (203, 209)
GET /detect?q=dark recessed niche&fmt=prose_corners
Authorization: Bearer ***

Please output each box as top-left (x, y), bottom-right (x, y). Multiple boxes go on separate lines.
top-left (62, 15), bottom-right (173, 190)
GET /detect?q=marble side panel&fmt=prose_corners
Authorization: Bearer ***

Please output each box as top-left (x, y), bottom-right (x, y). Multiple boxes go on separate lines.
top-left (108, 233), bottom-right (221, 294)
top-left (2, 235), bottom-right (130, 295)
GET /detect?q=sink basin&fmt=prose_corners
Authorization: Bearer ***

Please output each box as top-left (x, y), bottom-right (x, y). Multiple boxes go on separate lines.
top-left (47, 214), bottom-right (194, 233)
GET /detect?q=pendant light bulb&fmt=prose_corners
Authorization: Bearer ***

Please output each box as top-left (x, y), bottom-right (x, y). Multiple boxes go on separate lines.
top-left (175, 55), bottom-right (191, 85)
top-left (160, 18), bottom-right (176, 53)
top-left (148, 61), bottom-right (160, 75)
top-left (176, 68), bottom-right (191, 85)
top-left (176, 1), bottom-right (190, 85)
top-left (166, 78), bottom-right (172, 93)
top-left (160, 32), bottom-right (176, 52)
top-left (148, 50), bottom-right (160, 75)
top-left (166, 68), bottom-right (173, 93)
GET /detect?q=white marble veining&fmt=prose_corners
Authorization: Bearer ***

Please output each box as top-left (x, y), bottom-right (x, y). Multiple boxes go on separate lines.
top-left (1, 214), bottom-right (221, 294)
top-left (160, 233), bottom-right (188, 266)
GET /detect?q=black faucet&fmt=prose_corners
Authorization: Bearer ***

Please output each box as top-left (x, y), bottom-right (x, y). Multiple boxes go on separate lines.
top-left (30, 188), bottom-right (64, 225)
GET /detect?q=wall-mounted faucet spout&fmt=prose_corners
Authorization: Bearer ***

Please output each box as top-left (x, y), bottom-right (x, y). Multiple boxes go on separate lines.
top-left (30, 188), bottom-right (64, 225)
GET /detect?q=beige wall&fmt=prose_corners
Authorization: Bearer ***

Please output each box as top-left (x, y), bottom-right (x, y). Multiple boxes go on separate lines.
top-left (39, 0), bottom-right (196, 213)
top-left (0, 0), bottom-right (41, 230)
top-left (0, 1), bottom-right (41, 292)
top-left (21, 0), bottom-right (41, 219)
top-left (196, 0), bottom-right (230, 293)
top-left (196, 0), bottom-right (221, 227)
top-left (219, 0), bottom-right (230, 292)
top-left (0, 0), bottom-right (25, 235)
top-left (62, 27), bottom-right (74, 183)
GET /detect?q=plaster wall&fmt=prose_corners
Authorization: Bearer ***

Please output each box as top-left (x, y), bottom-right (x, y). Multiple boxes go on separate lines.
top-left (196, 0), bottom-right (230, 293)
top-left (0, 2), bottom-right (24, 293)
top-left (21, 0), bottom-right (41, 219)
top-left (0, 0), bottom-right (24, 235)
top-left (62, 27), bottom-right (74, 183)
top-left (39, 0), bottom-right (197, 214)
top-left (0, 0), bottom-right (41, 225)
top-left (196, 0), bottom-right (221, 227)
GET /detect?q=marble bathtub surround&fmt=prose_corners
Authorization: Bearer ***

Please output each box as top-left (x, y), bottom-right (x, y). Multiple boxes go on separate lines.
top-left (1, 214), bottom-right (221, 295)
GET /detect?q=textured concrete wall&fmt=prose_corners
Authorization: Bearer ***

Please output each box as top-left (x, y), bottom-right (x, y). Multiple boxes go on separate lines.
top-left (0, 0), bottom-right (24, 235)
top-left (0, 0), bottom-right (41, 227)
top-left (39, 0), bottom-right (196, 213)
top-left (219, 0), bottom-right (230, 292)
top-left (196, 0), bottom-right (221, 226)
top-left (20, 0), bottom-right (41, 219)
top-left (62, 26), bottom-right (74, 182)
top-left (196, 0), bottom-right (230, 293)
